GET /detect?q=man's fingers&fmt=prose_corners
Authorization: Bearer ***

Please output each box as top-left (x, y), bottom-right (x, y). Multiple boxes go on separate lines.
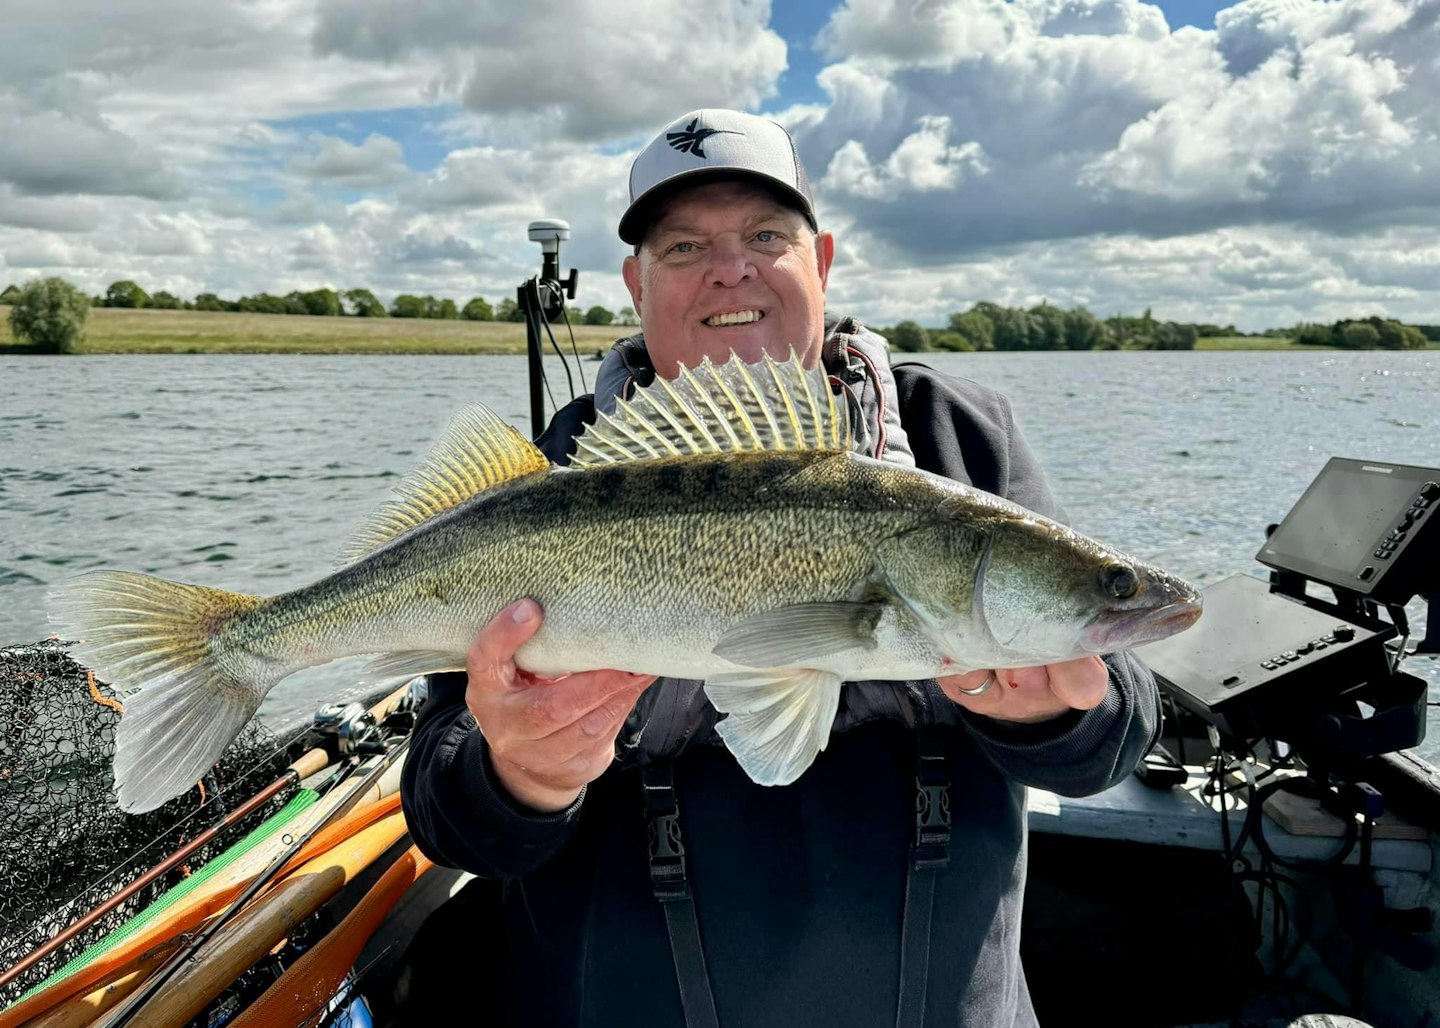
top-left (467, 599), bottom-right (544, 688)
top-left (577, 674), bottom-right (655, 737)
top-left (519, 671), bottom-right (653, 737)
top-left (1045, 656), bottom-right (1109, 710)
top-left (939, 660), bottom-right (1106, 723)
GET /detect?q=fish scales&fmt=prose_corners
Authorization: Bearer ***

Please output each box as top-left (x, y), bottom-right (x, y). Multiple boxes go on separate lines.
top-left (234, 449), bottom-right (942, 684)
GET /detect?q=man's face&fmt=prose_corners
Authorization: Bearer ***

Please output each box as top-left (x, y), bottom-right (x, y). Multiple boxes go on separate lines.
top-left (622, 180), bottom-right (835, 379)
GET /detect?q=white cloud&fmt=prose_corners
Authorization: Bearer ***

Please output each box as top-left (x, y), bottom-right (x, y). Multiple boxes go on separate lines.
top-left (297, 134), bottom-right (411, 188)
top-left (821, 222), bottom-right (1440, 334)
top-left (0, 102), bottom-right (184, 200)
top-left (0, 187), bottom-right (104, 233)
top-left (126, 213), bottom-right (215, 257)
top-left (312, 0), bottom-right (788, 140)
top-left (824, 116), bottom-right (990, 199)
top-left (796, 0), bottom-right (1440, 290)
top-left (392, 232), bottom-right (483, 265)
top-left (818, 0), bottom-right (1027, 64)
top-left (289, 224), bottom-right (346, 271)
top-left (1, 233), bottom-right (103, 271)
top-left (1082, 31), bottom-right (1413, 203)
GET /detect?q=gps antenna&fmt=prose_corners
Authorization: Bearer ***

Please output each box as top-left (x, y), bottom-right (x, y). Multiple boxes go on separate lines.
top-left (520, 219), bottom-right (579, 437)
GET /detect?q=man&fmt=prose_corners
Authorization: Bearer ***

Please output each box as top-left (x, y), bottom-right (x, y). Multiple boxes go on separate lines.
top-left (400, 109), bottom-right (1160, 1026)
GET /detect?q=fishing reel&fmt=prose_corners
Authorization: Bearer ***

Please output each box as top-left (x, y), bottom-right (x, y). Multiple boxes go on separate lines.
top-left (311, 701), bottom-right (387, 757)
top-left (310, 677), bottom-right (429, 758)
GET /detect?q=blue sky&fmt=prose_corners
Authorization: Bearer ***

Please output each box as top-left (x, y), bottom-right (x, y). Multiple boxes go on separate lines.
top-left (1, 0), bottom-right (1437, 332)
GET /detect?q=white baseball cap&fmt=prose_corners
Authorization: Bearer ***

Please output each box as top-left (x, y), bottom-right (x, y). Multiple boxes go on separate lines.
top-left (619, 108), bottom-right (817, 245)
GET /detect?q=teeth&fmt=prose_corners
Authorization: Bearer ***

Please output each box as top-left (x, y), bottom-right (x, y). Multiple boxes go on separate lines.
top-left (705, 310), bottom-right (763, 327)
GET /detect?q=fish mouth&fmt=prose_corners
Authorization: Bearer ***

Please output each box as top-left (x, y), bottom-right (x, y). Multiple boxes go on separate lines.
top-left (1082, 599), bottom-right (1203, 652)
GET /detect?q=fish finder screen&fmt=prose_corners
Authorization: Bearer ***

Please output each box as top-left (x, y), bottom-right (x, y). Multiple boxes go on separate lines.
top-left (1259, 462), bottom-right (1415, 584)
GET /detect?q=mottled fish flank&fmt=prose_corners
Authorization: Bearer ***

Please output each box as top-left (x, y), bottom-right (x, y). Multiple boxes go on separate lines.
top-left (50, 352), bottom-right (1202, 812)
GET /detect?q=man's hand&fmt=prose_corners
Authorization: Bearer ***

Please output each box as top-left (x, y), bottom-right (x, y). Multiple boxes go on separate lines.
top-left (938, 656), bottom-right (1108, 723)
top-left (465, 599), bottom-right (656, 813)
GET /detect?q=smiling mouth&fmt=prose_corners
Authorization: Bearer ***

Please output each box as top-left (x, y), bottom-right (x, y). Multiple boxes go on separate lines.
top-left (704, 310), bottom-right (765, 327)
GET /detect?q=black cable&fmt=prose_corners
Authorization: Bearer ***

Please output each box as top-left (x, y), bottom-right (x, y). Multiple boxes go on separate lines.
top-left (524, 282), bottom-right (559, 418)
top-left (556, 299), bottom-right (588, 394)
top-left (532, 280), bottom-right (575, 402)
top-left (1247, 777), bottom-right (1359, 872)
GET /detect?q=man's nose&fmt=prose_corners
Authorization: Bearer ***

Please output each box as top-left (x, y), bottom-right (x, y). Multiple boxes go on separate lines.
top-left (704, 238), bottom-right (755, 288)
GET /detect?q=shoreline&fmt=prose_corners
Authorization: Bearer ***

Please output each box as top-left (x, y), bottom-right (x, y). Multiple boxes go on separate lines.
top-left (4, 340), bottom-right (1435, 355)
top-left (2, 306), bottom-right (1436, 355)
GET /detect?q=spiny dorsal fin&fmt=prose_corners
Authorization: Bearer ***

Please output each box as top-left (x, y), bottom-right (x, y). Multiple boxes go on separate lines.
top-left (571, 350), bottom-right (852, 468)
top-left (337, 404), bottom-right (548, 567)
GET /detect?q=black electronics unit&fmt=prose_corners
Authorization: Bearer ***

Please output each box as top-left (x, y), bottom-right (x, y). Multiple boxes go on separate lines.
top-left (1133, 456), bottom-right (1436, 764)
top-left (1256, 457), bottom-right (1440, 604)
top-left (1133, 573), bottom-right (1399, 742)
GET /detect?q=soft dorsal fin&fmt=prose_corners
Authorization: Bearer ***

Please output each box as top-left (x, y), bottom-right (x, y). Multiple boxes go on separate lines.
top-left (570, 350), bottom-right (852, 468)
top-left (337, 404), bottom-right (548, 566)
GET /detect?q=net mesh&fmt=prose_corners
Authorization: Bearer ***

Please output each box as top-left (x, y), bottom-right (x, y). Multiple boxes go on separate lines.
top-left (0, 639), bottom-right (297, 1008)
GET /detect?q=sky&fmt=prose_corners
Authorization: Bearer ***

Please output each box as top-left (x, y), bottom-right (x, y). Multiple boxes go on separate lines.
top-left (2, 0), bottom-right (1438, 333)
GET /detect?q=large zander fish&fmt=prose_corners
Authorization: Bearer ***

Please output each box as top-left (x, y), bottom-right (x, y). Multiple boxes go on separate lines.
top-left (51, 352), bottom-right (1201, 813)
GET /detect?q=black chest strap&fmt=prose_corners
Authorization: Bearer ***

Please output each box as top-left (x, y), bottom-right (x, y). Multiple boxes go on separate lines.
top-left (642, 763), bottom-right (719, 1028)
top-left (897, 725), bottom-right (953, 1028)
top-left (642, 728), bottom-right (951, 1028)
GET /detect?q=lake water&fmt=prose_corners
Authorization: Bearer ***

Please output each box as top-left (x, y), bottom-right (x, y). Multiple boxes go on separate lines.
top-left (2, 351), bottom-right (1437, 762)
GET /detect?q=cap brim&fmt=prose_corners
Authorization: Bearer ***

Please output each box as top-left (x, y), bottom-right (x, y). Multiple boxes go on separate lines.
top-left (618, 169), bottom-right (816, 245)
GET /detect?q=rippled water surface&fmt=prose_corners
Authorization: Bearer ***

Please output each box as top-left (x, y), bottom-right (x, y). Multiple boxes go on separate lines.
top-left (2, 351), bottom-right (1437, 759)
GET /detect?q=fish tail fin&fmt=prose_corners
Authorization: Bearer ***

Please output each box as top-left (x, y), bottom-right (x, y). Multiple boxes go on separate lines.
top-left (49, 570), bottom-right (277, 813)
top-left (707, 669), bottom-right (843, 786)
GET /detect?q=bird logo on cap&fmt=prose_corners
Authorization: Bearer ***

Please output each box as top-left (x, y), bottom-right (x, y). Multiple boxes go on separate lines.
top-left (665, 118), bottom-right (741, 159)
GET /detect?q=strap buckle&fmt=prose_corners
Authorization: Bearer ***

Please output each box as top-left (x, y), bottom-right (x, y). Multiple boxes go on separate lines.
top-left (912, 751), bottom-right (951, 870)
top-left (643, 766), bottom-right (690, 901)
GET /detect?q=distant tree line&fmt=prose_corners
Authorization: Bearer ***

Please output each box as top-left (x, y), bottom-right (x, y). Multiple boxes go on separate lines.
top-left (878, 302), bottom-right (1436, 352)
top-left (3, 277), bottom-right (1430, 352)
top-left (881, 303), bottom-right (1205, 352)
top-left (0, 279), bottom-right (639, 328)
top-left (1279, 317), bottom-right (1429, 350)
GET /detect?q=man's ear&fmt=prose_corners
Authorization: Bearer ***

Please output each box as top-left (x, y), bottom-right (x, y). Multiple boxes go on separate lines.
top-left (622, 254), bottom-right (644, 317)
top-left (815, 232), bottom-right (835, 292)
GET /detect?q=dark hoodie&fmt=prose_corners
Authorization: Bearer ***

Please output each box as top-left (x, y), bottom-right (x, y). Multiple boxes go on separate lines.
top-left (399, 317), bottom-right (1160, 1027)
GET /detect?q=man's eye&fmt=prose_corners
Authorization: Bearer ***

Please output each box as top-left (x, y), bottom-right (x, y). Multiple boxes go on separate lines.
top-left (755, 230), bottom-right (778, 243)
top-left (670, 241), bottom-right (696, 254)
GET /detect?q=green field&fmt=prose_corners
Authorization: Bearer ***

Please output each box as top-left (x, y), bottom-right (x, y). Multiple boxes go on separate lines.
top-left (0, 307), bottom-right (1434, 354)
top-left (1194, 336), bottom-right (1331, 351)
top-left (0, 305), bottom-right (627, 355)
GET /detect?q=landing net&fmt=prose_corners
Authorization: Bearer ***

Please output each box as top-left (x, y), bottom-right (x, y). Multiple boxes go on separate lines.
top-left (0, 640), bottom-right (296, 1006)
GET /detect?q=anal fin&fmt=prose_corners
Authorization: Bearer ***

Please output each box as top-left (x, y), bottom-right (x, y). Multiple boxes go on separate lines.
top-left (706, 668), bottom-right (842, 786)
top-left (362, 650), bottom-right (466, 682)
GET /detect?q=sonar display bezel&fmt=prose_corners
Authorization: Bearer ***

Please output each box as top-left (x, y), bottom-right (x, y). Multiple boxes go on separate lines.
top-left (1255, 456), bottom-right (1439, 604)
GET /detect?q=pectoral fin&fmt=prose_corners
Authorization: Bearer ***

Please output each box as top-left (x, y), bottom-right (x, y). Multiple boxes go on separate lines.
top-left (711, 602), bottom-right (881, 668)
top-left (706, 668), bottom-right (842, 786)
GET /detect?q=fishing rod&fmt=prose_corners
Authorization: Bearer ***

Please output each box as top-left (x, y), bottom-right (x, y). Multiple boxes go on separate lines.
top-left (100, 739), bottom-right (409, 1028)
top-left (0, 762), bottom-right (302, 994)
top-left (0, 678), bottom-right (419, 995)
top-left (99, 686), bottom-right (419, 1028)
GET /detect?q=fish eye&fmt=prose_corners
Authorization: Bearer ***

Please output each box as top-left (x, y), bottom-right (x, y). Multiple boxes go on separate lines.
top-left (1101, 563), bottom-right (1139, 599)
